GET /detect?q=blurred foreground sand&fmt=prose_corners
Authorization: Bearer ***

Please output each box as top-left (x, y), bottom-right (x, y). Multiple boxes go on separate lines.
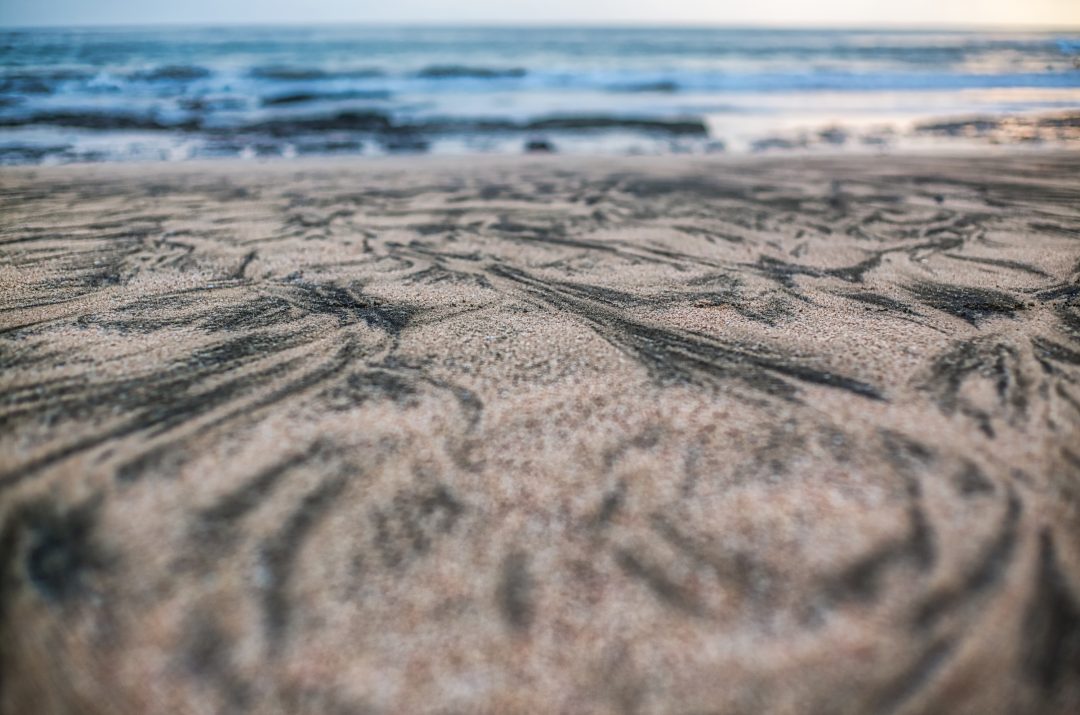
top-left (2, 152), bottom-right (1079, 714)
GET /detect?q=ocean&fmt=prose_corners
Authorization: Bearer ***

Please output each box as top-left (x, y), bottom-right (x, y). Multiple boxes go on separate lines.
top-left (1, 25), bottom-right (1078, 163)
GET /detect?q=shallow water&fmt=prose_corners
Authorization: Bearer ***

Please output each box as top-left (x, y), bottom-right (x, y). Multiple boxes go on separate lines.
top-left (1, 25), bottom-right (1078, 162)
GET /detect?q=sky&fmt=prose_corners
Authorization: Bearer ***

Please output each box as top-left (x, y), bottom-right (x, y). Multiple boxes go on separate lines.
top-left (1, 0), bottom-right (1079, 29)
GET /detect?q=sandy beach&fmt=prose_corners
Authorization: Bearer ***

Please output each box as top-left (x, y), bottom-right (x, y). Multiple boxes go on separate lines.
top-left (2, 151), bottom-right (1079, 714)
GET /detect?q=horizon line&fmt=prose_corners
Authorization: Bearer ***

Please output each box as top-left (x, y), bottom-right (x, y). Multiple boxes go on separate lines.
top-left (3, 19), bottom-right (1080, 32)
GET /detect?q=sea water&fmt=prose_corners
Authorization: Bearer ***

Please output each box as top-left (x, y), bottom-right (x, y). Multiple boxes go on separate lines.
top-left (1, 25), bottom-right (1078, 162)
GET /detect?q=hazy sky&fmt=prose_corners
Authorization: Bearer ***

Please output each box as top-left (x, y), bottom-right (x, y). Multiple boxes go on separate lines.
top-left (2, 0), bottom-right (1078, 29)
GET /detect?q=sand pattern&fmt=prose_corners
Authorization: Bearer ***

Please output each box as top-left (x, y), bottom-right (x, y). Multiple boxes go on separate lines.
top-left (1, 154), bottom-right (1079, 714)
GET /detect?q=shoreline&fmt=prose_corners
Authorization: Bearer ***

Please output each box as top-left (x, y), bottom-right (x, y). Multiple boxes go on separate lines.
top-left (2, 139), bottom-right (1079, 176)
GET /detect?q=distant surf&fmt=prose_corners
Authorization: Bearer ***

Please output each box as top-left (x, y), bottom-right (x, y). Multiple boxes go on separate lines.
top-left (1, 25), bottom-right (1078, 162)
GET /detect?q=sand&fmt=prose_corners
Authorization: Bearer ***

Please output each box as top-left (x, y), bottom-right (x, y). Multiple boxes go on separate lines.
top-left (1, 152), bottom-right (1079, 714)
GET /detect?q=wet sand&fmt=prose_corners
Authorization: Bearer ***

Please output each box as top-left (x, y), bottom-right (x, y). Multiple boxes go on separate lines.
top-left (1, 152), bottom-right (1079, 714)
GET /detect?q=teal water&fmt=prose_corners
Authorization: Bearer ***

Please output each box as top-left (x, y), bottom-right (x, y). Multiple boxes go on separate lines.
top-left (1, 25), bottom-right (1078, 162)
